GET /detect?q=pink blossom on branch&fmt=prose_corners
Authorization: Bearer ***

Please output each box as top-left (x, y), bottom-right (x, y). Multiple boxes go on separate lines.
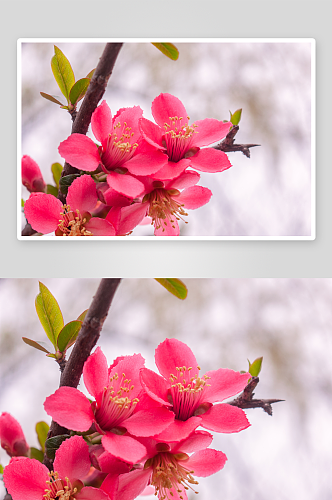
top-left (3, 435), bottom-right (109, 500)
top-left (140, 338), bottom-right (251, 442)
top-left (24, 174), bottom-right (115, 236)
top-left (21, 155), bottom-right (46, 193)
top-left (44, 348), bottom-right (175, 463)
top-left (58, 101), bottom-right (168, 198)
top-left (0, 412), bottom-right (29, 457)
top-left (139, 93), bottom-right (232, 178)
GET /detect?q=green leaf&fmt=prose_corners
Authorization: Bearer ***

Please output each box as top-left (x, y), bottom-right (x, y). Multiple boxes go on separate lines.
top-left (155, 279), bottom-right (188, 300)
top-left (40, 92), bottom-right (64, 106)
top-left (35, 282), bottom-right (64, 347)
top-left (69, 78), bottom-right (91, 106)
top-left (59, 174), bottom-right (81, 195)
top-left (22, 337), bottom-right (51, 354)
top-left (45, 435), bottom-right (71, 460)
top-left (57, 320), bottom-right (82, 352)
top-left (230, 108), bottom-right (242, 126)
top-left (36, 421), bottom-right (50, 452)
top-left (0, 464), bottom-right (4, 474)
top-left (77, 309), bottom-right (88, 322)
top-left (21, 198), bottom-right (25, 208)
top-left (86, 68), bottom-right (95, 79)
top-left (51, 163), bottom-right (63, 188)
top-left (30, 447), bottom-right (44, 462)
top-left (248, 357), bottom-right (263, 377)
top-left (151, 43), bottom-right (179, 61)
top-left (51, 46), bottom-right (75, 102)
top-left (46, 184), bottom-right (58, 196)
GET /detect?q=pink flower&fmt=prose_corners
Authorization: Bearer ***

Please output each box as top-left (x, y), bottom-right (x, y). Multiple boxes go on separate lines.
top-left (44, 348), bottom-right (175, 463)
top-left (22, 155), bottom-right (46, 193)
top-left (0, 412), bottom-right (29, 457)
top-left (107, 170), bottom-right (212, 236)
top-left (3, 435), bottom-right (109, 500)
top-left (58, 101), bottom-right (168, 198)
top-left (140, 338), bottom-right (251, 442)
top-left (139, 93), bottom-right (232, 178)
top-left (24, 174), bottom-right (115, 236)
top-left (101, 431), bottom-right (227, 500)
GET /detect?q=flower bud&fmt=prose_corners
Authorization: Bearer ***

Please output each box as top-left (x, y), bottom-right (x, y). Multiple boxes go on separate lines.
top-left (0, 412), bottom-right (29, 457)
top-left (22, 155), bottom-right (46, 193)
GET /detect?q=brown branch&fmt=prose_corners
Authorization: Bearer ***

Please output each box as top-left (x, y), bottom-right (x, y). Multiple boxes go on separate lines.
top-left (229, 376), bottom-right (284, 416)
top-left (43, 278), bottom-right (121, 470)
top-left (213, 125), bottom-right (260, 158)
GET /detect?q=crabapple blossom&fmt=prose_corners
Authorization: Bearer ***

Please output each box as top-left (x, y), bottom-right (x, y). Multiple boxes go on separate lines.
top-left (22, 155), bottom-right (46, 193)
top-left (140, 338), bottom-right (251, 441)
top-left (0, 412), bottom-right (29, 457)
top-left (24, 174), bottom-right (115, 236)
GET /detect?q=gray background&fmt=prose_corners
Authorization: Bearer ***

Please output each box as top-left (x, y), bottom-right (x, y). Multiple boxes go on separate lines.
top-left (1, 0), bottom-right (330, 275)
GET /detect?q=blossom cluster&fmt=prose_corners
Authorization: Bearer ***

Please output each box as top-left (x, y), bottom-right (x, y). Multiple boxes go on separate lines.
top-left (2, 339), bottom-right (250, 500)
top-left (22, 94), bottom-right (232, 236)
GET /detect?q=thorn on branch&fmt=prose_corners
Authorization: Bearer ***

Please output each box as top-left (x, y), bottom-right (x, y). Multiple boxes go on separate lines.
top-left (213, 125), bottom-right (260, 158)
top-left (229, 376), bottom-right (284, 416)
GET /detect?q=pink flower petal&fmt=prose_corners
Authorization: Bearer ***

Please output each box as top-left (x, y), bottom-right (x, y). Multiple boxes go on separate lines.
top-left (59, 134), bottom-right (101, 172)
top-left (176, 186), bottom-right (212, 210)
top-left (124, 407), bottom-right (174, 437)
top-left (102, 433), bottom-right (147, 463)
top-left (103, 187), bottom-right (132, 207)
top-left (85, 217), bottom-right (116, 236)
top-left (154, 218), bottom-right (179, 236)
top-left (66, 175), bottom-right (98, 214)
top-left (44, 386), bottom-right (94, 432)
top-left (103, 468), bottom-right (152, 500)
top-left (189, 148), bottom-right (232, 173)
top-left (166, 170), bottom-right (200, 190)
top-left (151, 159), bottom-right (190, 181)
top-left (24, 193), bottom-right (62, 234)
top-left (152, 94), bottom-right (188, 128)
top-left (108, 353), bottom-right (145, 399)
top-left (116, 203), bottom-right (148, 235)
top-left (139, 117), bottom-right (165, 150)
top-left (153, 417), bottom-right (202, 443)
top-left (3, 457), bottom-right (49, 500)
top-left (140, 485), bottom-right (155, 496)
top-left (203, 369), bottom-right (250, 403)
top-left (155, 339), bottom-right (199, 380)
top-left (54, 435), bottom-right (91, 481)
top-left (77, 486), bottom-right (110, 500)
top-left (171, 430), bottom-right (213, 454)
top-left (91, 100), bottom-right (113, 146)
top-left (140, 368), bottom-right (171, 406)
top-left (83, 347), bottom-right (109, 405)
top-left (200, 404), bottom-right (250, 433)
top-left (191, 119), bottom-right (232, 147)
top-left (0, 412), bottom-right (29, 457)
top-left (107, 172), bottom-right (145, 198)
top-left (98, 451), bottom-right (132, 474)
top-left (113, 106), bottom-right (143, 145)
top-left (185, 448), bottom-right (227, 477)
top-left (124, 150), bottom-right (168, 176)
top-left (22, 155), bottom-right (46, 192)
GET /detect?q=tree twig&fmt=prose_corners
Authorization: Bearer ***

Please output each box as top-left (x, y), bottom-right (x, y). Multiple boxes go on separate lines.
top-left (43, 278), bottom-right (121, 470)
top-left (229, 376), bottom-right (284, 416)
top-left (213, 125), bottom-right (260, 158)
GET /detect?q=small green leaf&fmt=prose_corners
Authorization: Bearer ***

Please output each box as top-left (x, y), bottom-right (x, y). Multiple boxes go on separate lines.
top-left (230, 108), bottom-right (242, 126)
top-left (155, 279), bottom-right (188, 300)
top-left (40, 92), bottom-right (64, 106)
top-left (46, 184), bottom-right (58, 196)
top-left (86, 68), bottom-right (95, 79)
top-left (21, 198), bottom-right (25, 207)
top-left (45, 435), bottom-right (71, 460)
top-left (57, 320), bottom-right (82, 352)
top-left (248, 357), bottom-right (263, 377)
top-left (51, 46), bottom-right (75, 102)
top-left (30, 447), bottom-right (44, 462)
top-left (59, 174), bottom-right (81, 195)
top-left (77, 309), bottom-right (88, 322)
top-left (46, 353), bottom-right (57, 359)
top-left (151, 43), bottom-right (179, 61)
top-left (0, 464), bottom-right (4, 474)
top-left (35, 282), bottom-right (64, 347)
top-left (22, 337), bottom-right (50, 354)
top-left (51, 163), bottom-right (63, 188)
top-left (69, 78), bottom-right (91, 106)
top-left (36, 421), bottom-right (50, 452)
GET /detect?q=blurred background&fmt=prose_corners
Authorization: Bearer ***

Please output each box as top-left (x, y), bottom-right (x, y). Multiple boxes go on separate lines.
top-left (0, 278), bottom-right (331, 499)
top-left (21, 41), bottom-right (313, 236)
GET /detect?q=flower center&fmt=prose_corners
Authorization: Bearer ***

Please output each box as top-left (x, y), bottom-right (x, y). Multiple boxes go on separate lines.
top-left (145, 451), bottom-right (199, 500)
top-left (143, 187), bottom-right (188, 233)
top-left (58, 205), bottom-right (92, 236)
top-left (101, 121), bottom-right (139, 173)
top-left (163, 116), bottom-right (198, 163)
top-left (43, 471), bottom-right (78, 500)
top-left (95, 372), bottom-right (139, 431)
top-left (169, 366), bottom-right (211, 421)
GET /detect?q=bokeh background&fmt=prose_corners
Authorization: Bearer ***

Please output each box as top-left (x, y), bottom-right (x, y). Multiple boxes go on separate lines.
top-left (1, 278), bottom-right (331, 499)
top-left (21, 41), bottom-right (313, 237)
